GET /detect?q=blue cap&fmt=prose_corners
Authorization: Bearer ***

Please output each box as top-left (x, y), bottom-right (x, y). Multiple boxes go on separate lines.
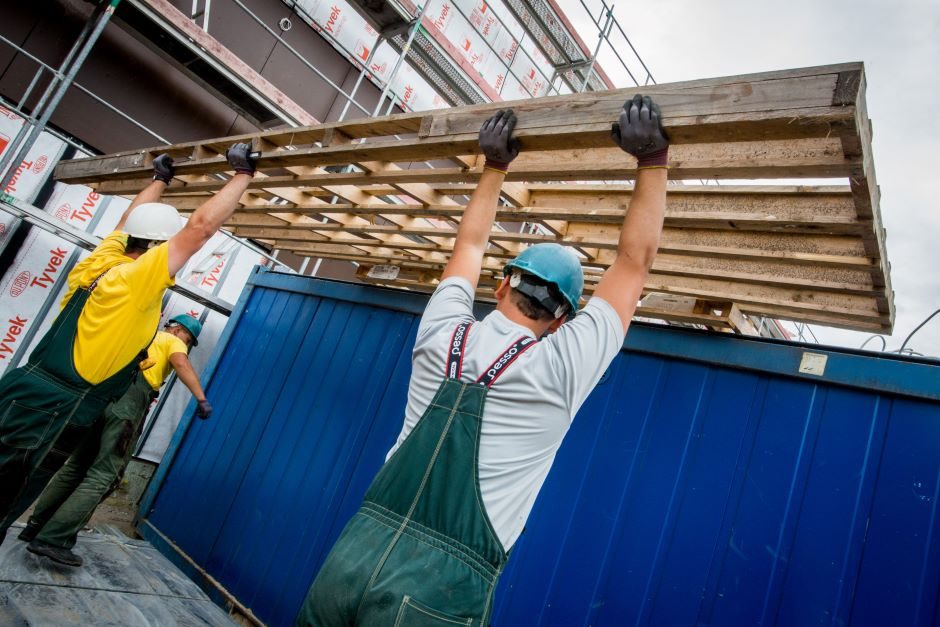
top-left (168, 314), bottom-right (202, 346)
top-left (504, 243), bottom-right (584, 314)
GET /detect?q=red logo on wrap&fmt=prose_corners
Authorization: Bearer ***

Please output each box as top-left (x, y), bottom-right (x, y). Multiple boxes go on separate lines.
top-left (55, 203), bottom-right (71, 221)
top-left (32, 155), bottom-right (48, 174)
top-left (433, 4), bottom-right (450, 30)
top-left (10, 271), bottom-right (30, 297)
top-left (0, 223), bottom-right (6, 236)
top-left (356, 43), bottom-right (370, 61)
top-left (325, 5), bottom-right (342, 33)
top-left (0, 315), bottom-right (28, 359)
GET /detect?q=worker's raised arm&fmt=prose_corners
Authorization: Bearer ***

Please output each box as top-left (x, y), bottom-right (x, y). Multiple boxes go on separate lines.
top-left (441, 110), bottom-right (520, 291)
top-left (115, 154), bottom-right (174, 231)
top-left (168, 351), bottom-right (212, 419)
top-left (593, 95), bottom-right (670, 333)
top-left (167, 143), bottom-right (254, 276)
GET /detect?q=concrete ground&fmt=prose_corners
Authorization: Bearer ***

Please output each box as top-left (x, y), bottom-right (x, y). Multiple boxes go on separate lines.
top-left (16, 459), bottom-right (156, 540)
top-left (0, 460), bottom-right (240, 625)
top-left (0, 524), bottom-right (236, 626)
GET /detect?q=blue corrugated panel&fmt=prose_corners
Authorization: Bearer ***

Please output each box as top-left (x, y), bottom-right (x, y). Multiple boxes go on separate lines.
top-left (143, 271), bottom-right (940, 626)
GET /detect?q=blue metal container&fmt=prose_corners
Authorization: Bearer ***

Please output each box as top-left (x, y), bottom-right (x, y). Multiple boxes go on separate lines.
top-left (139, 268), bottom-right (940, 626)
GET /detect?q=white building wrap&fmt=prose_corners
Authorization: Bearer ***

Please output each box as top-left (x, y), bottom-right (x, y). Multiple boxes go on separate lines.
top-left (0, 105), bottom-right (67, 247)
top-left (289, 0), bottom-right (559, 108)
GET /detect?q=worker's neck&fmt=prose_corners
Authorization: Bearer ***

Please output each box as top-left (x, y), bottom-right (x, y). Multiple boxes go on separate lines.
top-left (125, 251), bottom-right (143, 260)
top-left (496, 300), bottom-right (554, 338)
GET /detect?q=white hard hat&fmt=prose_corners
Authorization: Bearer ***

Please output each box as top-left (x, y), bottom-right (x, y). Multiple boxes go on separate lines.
top-left (123, 202), bottom-right (182, 240)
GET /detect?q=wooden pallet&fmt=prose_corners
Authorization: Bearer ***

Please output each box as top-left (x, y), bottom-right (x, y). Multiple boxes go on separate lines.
top-left (54, 62), bottom-right (893, 332)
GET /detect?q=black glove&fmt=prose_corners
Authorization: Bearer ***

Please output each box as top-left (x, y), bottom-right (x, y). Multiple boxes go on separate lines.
top-left (610, 94), bottom-right (670, 167)
top-left (226, 142), bottom-right (256, 176)
top-left (479, 109), bottom-right (520, 171)
top-left (196, 399), bottom-right (213, 420)
top-left (152, 154), bottom-right (174, 183)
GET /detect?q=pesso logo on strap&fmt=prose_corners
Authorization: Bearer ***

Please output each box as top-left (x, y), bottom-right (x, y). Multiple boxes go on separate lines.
top-left (476, 336), bottom-right (537, 387)
top-left (447, 322), bottom-right (472, 380)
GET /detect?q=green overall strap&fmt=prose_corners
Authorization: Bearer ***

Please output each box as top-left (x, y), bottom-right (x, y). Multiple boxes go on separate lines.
top-left (298, 322), bottom-right (540, 625)
top-left (362, 321), bottom-right (537, 575)
top-left (27, 270), bottom-right (150, 408)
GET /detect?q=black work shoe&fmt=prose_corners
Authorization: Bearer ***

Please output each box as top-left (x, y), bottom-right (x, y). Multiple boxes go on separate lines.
top-left (17, 520), bottom-right (42, 542)
top-left (26, 540), bottom-right (83, 567)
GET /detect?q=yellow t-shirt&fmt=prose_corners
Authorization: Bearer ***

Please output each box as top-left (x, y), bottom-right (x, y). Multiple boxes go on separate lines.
top-left (62, 231), bottom-right (175, 384)
top-left (141, 331), bottom-right (188, 391)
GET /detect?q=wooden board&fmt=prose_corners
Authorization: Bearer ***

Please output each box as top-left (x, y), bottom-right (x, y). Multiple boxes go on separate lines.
top-left (53, 63), bottom-right (893, 332)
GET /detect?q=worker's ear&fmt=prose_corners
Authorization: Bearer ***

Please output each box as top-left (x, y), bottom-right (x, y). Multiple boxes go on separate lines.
top-left (546, 316), bottom-right (566, 334)
top-left (494, 276), bottom-right (511, 300)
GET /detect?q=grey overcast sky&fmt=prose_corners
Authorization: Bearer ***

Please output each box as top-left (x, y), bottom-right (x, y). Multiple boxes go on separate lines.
top-left (565, 0), bottom-right (940, 356)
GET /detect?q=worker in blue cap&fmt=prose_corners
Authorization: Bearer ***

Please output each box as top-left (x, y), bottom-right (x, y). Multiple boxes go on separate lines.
top-left (297, 94), bottom-right (670, 625)
top-left (18, 314), bottom-right (210, 566)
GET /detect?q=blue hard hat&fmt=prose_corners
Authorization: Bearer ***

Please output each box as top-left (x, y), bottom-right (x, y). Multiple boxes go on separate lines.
top-left (168, 314), bottom-right (202, 346)
top-left (504, 243), bottom-right (584, 314)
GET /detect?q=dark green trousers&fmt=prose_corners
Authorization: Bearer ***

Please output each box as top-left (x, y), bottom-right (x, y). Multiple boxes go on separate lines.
top-left (297, 321), bottom-right (534, 626)
top-left (0, 274), bottom-right (142, 544)
top-left (27, 375), bottom-right (155, 549)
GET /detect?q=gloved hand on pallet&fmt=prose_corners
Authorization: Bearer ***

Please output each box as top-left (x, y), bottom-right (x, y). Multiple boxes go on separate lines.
top-left (226, 142), bottom-right (257, 176)
top-left (152, 153), bottom-right (175, 183)
top-left (610, 94), bottom-right (670, 168)
top-left (478, 109), bottom-right (521, 173)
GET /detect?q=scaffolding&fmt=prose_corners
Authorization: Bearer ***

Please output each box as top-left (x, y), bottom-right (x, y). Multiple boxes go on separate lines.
top-left (0, 0), bottom-right (652, 260)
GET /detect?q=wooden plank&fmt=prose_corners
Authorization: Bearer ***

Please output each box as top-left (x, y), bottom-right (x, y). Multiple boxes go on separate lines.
top-left (262, 233), bottom-right (876, 295)
top-left (225, 209), bottom-right (862, 237)
top-left (171, 184), bottom-right (858, 225)
top-left (341, 257), bottom-right (887, 331)
top-left (90, 136), bottom-right (858, 195)
top-left (277, 241), bottom-right (886, 310)
top-left (55, 64), bottom-right (863, 183)
top-left (59, 112), bottom-right (856, 183)
top-left (832, 68), bottom-right (893, 321)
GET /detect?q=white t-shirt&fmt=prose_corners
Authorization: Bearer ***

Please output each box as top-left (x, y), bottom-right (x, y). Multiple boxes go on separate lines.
top-left (386, 277), bottom-right (625, 550)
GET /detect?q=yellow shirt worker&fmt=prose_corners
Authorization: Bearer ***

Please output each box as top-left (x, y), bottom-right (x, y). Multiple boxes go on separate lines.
top-left (21, 319), bottom-right (212, 567)
top-left (0, 143), bottom-right (258, 548)
top-left (141, 330), bottom-right (189, 390)
top-left (64, 231), bottom-right (174, 384)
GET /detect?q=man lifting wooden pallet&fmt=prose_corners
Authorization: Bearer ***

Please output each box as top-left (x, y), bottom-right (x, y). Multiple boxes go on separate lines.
top-left (296, 94), bottom-right (669, 626)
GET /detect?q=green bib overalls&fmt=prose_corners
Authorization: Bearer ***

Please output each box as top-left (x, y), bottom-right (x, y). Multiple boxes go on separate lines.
top-left (0, 273), bottom-right (143, 540)
top-left (297, 321), bottom-right (536, 626)
top-left (26, 374), bottom-right (158, 549)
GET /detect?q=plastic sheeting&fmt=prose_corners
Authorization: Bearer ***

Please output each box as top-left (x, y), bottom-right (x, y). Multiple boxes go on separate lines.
top-left (0, 524), bottom-right (235, 626)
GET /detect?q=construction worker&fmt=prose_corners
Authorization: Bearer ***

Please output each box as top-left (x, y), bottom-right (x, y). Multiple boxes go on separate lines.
top-left (296, 95), bottom-right (670, 625)
top-left (0, 143), bottom-right (257, 545)
top-left (18, 315), bottom-right (210, 566)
